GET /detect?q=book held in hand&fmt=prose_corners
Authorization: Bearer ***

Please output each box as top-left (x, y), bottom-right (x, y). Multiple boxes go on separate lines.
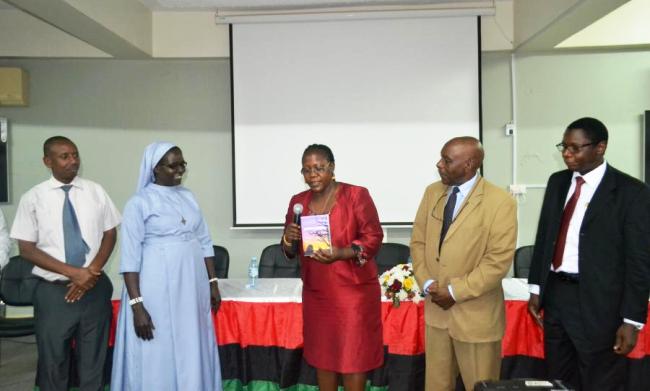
top-left (300, 214), bottom-right (332, 256)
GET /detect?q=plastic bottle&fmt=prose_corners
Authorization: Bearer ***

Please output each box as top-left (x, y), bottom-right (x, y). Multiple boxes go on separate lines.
top-left (247, 256), bottom-right (259, 288)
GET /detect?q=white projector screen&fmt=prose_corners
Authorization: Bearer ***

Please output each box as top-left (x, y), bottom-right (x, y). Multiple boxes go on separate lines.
top-left (232, 16), bottom-right (480, 226)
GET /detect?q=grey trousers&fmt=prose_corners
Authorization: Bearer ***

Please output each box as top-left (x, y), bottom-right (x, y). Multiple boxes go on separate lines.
top-left (34, 273), bottom-right (113, 391)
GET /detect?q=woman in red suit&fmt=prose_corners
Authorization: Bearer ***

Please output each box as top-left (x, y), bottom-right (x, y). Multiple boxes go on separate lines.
top-left (282, 144), bottom-right (384, 391)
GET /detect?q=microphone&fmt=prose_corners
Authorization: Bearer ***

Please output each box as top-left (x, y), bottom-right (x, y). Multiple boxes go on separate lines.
top-left (292, 203), bottom-right (303, 254)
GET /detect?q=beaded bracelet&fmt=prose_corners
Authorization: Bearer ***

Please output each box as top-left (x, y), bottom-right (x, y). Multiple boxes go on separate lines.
top-left (351, 240), bottom-right (368, 267)
top-left (128, 296), bottom-right (143, 306)
top-left (208, 278), bottom-right (219, 284)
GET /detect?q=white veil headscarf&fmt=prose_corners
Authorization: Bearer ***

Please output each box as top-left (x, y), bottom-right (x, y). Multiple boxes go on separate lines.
top-left (136, 141), bottom-right (176, 191)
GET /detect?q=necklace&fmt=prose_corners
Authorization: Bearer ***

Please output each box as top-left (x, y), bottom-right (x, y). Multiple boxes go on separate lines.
top-left (310, 182), bottom-right (337, 215)
top-left (168, 192), bottom-right (187, 225)
top-left (155, 183), bottom-right (187, 225)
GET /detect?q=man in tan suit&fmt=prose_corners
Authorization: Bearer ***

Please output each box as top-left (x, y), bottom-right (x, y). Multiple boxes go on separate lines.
top-left (410, 137), bottom-right (517, 390)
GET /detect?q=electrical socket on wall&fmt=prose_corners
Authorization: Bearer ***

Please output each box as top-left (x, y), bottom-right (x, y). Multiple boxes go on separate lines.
top-left (509, 184), bottom-right (527, 195)
top-left (0, 117), bottom-right (7, 142)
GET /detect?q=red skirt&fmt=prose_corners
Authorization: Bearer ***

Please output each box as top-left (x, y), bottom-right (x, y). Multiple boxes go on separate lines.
top-left (302, 280), bottom-right (384, 373)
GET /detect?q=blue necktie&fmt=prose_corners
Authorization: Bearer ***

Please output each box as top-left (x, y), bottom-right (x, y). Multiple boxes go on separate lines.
top-left (61, 185), bottom-right (89, 267)
top-left (439, 186), bottom-right (459, 251)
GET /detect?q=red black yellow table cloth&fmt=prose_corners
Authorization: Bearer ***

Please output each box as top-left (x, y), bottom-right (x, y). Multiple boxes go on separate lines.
top-left (42, 278), bottom-right (650, 390)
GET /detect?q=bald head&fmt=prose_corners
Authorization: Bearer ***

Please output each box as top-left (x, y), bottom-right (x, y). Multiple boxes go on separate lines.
top-left (447, 137), bottom-right (483, 166)
top-left (436, 137), bottom-right (483, 186)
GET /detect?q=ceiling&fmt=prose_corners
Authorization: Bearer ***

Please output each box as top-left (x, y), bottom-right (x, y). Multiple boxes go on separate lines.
top-left (557, 0), bottom-right (650, 48)
top-left (0, 0), bottom-right (648, 57)
top-left (133, 0), bottom-right (650, 50)
top-left (136, 0), bottom-right (485, 11)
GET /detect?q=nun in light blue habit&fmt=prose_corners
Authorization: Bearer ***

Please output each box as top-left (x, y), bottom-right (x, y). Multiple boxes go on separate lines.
top-left (111, 142), bottom-right (222, 391)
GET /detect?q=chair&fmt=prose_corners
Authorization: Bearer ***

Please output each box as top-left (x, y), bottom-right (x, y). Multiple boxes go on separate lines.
top-left (513, 245), bottom-right (534, 279)
top-left (212, 245), bottom-right (230, 279)
top-left (375, 243), bottom-right (410, 275)
top-left (0, 255), bottom-right (38, 364)
top-left (259, 244), bottom-right (300, 278)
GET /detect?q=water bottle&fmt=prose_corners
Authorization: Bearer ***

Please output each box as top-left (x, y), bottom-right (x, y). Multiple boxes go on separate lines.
top-left (247, 256), bottom-right (259, 289)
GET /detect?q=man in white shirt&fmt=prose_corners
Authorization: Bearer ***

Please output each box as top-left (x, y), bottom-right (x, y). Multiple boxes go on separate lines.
top-left (528, 117), bottom-right (650, 391)
top-left (0, 209), bottom-right (10, 270)
top-left (10, 136), bottom-right (121, 391)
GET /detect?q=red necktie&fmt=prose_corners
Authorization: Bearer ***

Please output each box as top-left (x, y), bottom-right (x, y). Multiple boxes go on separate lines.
top-left (552, 176), bottom-right (585, 270)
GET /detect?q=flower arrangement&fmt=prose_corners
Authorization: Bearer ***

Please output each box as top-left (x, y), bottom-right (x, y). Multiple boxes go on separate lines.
top-left (379, 263), bottom-right (423, 307)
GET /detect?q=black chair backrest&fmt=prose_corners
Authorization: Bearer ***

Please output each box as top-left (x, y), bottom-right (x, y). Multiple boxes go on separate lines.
top-left (212, 245), bottom-right (230, 279)
top-left (0, 255), bottom-right (38, 306)
top-left (514, 245), bottom-right (534, 279)
top-left (375, 242), bottom-right (410, 275)
top-left (259, 244), bottom-right (300, 278)
top-left (0, 317), bottom-right (35, 338)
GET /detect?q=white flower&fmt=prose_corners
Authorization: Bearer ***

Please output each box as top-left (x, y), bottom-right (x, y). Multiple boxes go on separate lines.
top-left (378, 263), bottom-right (422, 306)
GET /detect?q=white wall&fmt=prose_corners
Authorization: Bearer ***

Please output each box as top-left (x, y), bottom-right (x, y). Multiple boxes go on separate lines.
top-left (482, 49), bottom-right (650, 245)
top-left (2, 48), bottom-right (649, 302)
top-left (0, 59), bottom-right (253, 300)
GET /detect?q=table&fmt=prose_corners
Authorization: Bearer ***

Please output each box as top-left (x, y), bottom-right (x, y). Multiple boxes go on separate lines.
top-left (206, 278), bottom-right (649, 391)
top-left (206, 278), bottom-right (425, 390)
top-left (61, 278), bottom-right (650, 390)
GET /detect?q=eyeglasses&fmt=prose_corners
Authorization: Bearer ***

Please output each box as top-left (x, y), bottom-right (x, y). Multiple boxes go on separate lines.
top-left (555, 142), bottom-right (597, 154)
top-left (300, 165), bottom-right (330, 176)
top-left (160, 161), bottom-right (187, 170)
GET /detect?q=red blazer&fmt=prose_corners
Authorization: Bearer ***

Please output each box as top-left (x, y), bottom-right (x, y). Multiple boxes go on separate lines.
top-left (284, 182), bottom-right (384, 289)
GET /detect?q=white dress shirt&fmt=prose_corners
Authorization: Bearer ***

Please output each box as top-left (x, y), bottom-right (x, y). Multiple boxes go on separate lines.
top-left (424, 172), bottom-right (479, 298)
top-left (529, 162), bottom-right (643, 329)
top-left (557, 161), bottom-right (606, 274)
top-left (10, 176), bottom-right (121, 281)
top-left (0, 209), bottom-right (11, 270)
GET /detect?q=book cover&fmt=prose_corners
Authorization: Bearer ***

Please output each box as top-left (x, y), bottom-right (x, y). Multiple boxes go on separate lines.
top-left (300, 214), bottom-right (332, 256)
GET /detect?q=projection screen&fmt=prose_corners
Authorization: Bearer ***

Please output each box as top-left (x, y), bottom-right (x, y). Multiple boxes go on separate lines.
top-left (232, 16), bottom-right (480, 226)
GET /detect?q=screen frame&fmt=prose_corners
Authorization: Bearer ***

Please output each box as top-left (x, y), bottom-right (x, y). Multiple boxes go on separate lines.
top-left (229, 17), bottom-right (484, 228)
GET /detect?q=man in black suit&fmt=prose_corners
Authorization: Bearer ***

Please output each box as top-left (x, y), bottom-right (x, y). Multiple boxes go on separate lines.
top-left (527, 117), bottom-right (650, 391)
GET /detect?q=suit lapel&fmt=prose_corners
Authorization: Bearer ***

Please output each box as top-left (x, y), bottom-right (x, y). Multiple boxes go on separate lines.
top-left (553, 172), bottom-right (573, 220)
top-left (443, 177), bottom-right (484, 242)
top-left (581, 165), bottom-right (616, 228)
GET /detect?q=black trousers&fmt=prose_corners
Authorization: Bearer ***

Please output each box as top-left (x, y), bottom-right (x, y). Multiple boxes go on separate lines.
top-left (33, 273), bottom-right (113, 391)
top-left (543, 272), bottom-right (627, 391)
